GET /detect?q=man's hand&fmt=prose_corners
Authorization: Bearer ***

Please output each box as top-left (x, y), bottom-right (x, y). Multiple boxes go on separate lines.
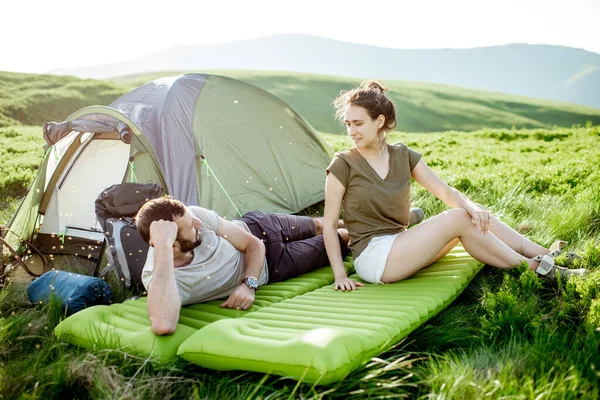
top-left (220, 284), bottom-right (255, 310)
top-left (149, 220), bottom-right (178, 247)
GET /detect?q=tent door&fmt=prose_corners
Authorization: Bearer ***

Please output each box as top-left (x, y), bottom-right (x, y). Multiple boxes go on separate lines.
top-left (40, 138), bottom-right (131, 237)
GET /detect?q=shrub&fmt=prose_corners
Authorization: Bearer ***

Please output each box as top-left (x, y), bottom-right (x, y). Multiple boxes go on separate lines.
top-left (586, 298), bottom-right (600, 331)
top-left (480, 265), bottom-right (543, 341)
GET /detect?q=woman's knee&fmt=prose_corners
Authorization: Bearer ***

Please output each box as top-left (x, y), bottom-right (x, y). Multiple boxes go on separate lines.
top-left (443, 208), bottom-right (470, 222)
top-left (441, 208), bottom-right (473, 232)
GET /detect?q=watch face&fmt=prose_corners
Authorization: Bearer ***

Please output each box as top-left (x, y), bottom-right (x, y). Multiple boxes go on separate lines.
top-left (246, 277), bottom-right (259, 288)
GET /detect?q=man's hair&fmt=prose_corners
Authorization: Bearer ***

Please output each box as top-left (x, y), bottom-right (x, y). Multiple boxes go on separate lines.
top-left (135, 196), bottom-right (186, 244)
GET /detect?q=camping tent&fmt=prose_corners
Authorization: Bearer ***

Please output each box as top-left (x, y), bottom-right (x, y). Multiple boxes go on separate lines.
top-left (6, 73), bottom-right (334, 261)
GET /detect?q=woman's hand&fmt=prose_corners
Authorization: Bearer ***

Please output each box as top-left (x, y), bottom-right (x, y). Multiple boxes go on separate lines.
top-left (468, 206), bottom-right (493, 234)
top-left (334, 276), bottom-right (364, 291)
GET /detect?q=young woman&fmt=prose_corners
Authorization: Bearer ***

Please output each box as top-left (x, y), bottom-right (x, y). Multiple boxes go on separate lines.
top-left (323, 81), bottom-right (588, 291)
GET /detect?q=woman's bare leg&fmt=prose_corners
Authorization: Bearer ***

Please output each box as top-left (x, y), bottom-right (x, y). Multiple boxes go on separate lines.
top-left (431, 238), bottom-right (461, 263)
top-left (473, 204), bottom-right (549, 258)
top-left (381, 208), bottom-right (538, 283)
top-left (488, 215), bottom-right (549, 258)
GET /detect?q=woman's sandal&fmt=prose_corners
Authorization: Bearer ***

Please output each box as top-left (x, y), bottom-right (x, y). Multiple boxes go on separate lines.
top-left (535, 254), bottom-right (589, 280)
top-left (532, 240), bottom-right (582, 266)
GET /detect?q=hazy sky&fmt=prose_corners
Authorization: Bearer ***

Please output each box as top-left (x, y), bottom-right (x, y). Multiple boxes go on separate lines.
top-left (2, 0), bottom-right (599, 73)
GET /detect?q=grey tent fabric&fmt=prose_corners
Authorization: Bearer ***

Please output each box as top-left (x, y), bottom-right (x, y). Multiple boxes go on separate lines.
top-left (43, 119), bottom-right (131, 146)
top-left (110, 75), bottom-right (206, 206)
top-left (157, 75), bottom-right (206, 206)
top-left (43, 121), bottom-right (72, 146)
top-left (108, 74), bottom-right (333, 217)
top-left (117, 122), bottom-right (132, 144)
top-left (8, 74), bottom-right (333, 258)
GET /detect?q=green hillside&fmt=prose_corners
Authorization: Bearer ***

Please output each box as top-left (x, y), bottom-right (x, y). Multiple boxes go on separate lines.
top-left (0, 71), bottom-right (127, 127)
top-left (2, 70), bottom-right (600, 133)
top-left (109, 70), bottom-right (600, 133)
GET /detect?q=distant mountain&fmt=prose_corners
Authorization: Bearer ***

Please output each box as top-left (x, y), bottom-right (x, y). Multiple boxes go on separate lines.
top-left (48, 34), bottom-right (600, 109)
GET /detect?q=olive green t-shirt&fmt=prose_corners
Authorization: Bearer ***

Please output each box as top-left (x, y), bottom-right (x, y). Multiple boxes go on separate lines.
top-left (326, 143), bottom-right (422, 259)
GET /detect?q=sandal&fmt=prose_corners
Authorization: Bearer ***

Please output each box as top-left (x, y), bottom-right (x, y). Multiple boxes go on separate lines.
top-left (549, 240), bottom-right (567, 252)
top-left (532, 240), bottom-right (582, 267)
top-left (561, 252), bottom-right (583, 267)
top-left (532, 240), bottom-right (567, 262)
top-left (535, 254), bottom-right (589, 280)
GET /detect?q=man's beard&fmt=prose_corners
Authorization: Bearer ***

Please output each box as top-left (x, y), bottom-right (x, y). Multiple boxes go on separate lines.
top-left (178, 228), bottom-right (202, 253)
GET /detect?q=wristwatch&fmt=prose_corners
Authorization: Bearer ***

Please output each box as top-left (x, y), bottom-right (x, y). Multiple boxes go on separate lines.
top-left (242, 276), bottom-right (259, 290)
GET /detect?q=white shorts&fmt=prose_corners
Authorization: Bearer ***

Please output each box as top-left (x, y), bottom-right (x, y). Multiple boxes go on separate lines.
top-left (354, 232), bottom-right (403, 284)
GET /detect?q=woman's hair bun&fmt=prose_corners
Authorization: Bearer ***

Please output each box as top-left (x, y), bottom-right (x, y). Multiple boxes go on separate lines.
top-left (363, 81), bottom-right (387, 93)
top-left (333, 79), bottom-right (396, 133)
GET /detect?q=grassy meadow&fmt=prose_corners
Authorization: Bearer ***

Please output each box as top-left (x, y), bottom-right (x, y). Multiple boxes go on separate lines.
top-left (1, 122), bottom-right (599, 398)
top-left (3, 70), bottom-right (600, 134)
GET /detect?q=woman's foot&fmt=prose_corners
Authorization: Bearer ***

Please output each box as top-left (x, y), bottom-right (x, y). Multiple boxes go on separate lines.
top-left (535, 255), bottom-right (589, 280)
top-left (532, 240), bottom-right (582, 267)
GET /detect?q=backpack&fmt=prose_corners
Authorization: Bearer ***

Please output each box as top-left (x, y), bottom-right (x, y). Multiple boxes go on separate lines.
top-left (95, 183), bottom-right (163, 292)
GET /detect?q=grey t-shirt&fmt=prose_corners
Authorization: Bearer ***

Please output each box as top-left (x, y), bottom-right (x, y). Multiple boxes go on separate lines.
top-left (141, 206), bottom-right (269, 306)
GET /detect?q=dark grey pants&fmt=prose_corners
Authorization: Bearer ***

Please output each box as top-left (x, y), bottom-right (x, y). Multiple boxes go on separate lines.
top-left (239, 211), bottom-right (348, 283)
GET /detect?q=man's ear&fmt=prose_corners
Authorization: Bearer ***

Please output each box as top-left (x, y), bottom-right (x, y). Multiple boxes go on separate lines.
top-left (172, 240), bottom-right (181, 252)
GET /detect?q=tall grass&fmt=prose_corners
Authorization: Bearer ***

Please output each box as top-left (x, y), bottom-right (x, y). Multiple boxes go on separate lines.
top-left (1, 124), bottom-right (599, 398)
top-left (0, 126), bottom-right (46, 225)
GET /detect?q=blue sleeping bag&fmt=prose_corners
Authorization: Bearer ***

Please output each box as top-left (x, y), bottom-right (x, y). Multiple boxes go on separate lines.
top-left (28, 270), bottom-right (112, 314)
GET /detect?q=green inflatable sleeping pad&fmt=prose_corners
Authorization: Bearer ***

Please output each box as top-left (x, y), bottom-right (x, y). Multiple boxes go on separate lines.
top-left (54, 261), bottom-right (353, 362)
top-left (177, 246), bottom-right (483, 384)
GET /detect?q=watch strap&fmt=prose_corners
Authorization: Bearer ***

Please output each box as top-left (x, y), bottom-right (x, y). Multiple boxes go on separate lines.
top-left (242, 276), bottom-right (259, 290)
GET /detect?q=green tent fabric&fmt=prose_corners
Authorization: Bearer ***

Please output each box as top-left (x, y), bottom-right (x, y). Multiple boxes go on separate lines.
top-left (4, 150), bottom-right (49, 248)
top-left (177, 246), bottom-right (482, 384)
top-left (55, 246), bottom-right (482, 384)
top-left (6, 74), bottom-right (333, 263)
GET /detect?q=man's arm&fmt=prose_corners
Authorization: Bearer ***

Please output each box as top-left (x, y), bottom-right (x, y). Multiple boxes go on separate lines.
top-left (216, 217), bottom-right (265, 310)
top-left (146, 220), bottom-right (182, 335)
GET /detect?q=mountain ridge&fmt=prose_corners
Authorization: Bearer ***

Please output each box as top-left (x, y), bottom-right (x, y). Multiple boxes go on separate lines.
top-left (48, 34), bottom-right (600, 109)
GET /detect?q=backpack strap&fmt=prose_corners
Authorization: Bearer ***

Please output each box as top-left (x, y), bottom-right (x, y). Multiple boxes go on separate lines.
top-left (106, 219), bottom-right (132, 287)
